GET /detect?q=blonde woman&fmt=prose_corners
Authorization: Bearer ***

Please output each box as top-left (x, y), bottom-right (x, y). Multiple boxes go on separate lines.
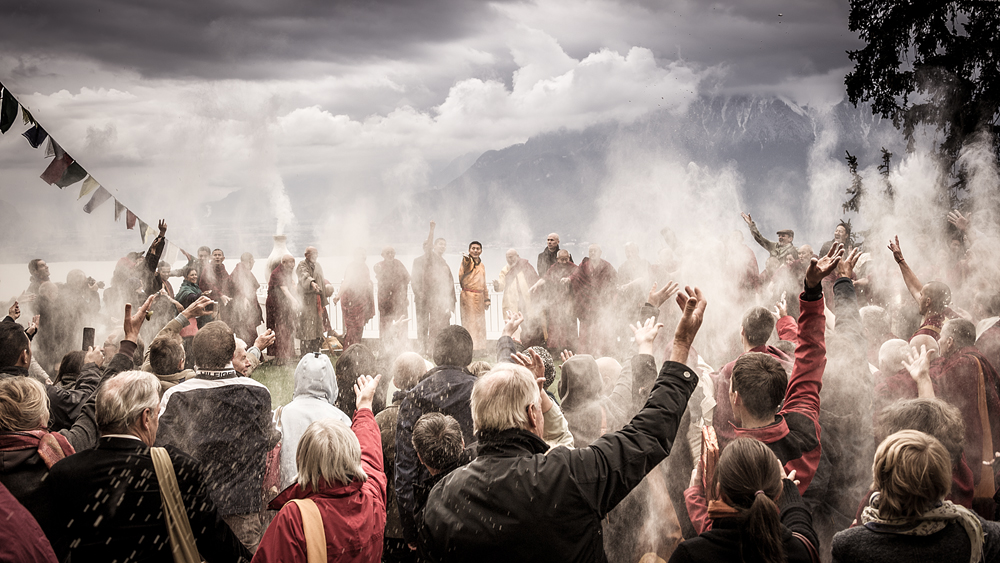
top-left (833, 430), bottom-right (1000, 562)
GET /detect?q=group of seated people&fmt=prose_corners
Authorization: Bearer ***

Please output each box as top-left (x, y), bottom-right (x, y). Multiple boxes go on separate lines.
top-left (4, 209), bottom-right (1000, 563)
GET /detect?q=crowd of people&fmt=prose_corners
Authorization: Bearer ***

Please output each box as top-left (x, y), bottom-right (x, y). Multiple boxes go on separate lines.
top-left (2, 208), bottom-right (1000, 563)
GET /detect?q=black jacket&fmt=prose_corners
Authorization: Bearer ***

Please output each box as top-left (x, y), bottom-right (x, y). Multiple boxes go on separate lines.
top-left (419, 360), bottom-right (698, 562)
top-left (395, 365), bottom-right (477, 544)
top-left (669, 480), bottom-right (818, 563)
top-left (40, 436), bottom-right (251, 563)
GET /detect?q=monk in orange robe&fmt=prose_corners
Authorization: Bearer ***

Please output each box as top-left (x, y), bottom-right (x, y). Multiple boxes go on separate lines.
top-left (459, 241), bottom-right (489, 349)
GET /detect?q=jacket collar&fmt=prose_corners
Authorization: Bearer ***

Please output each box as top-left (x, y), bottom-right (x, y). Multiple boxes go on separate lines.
top-left (0, 365), bottom-right (29, 378)
top-left (475, 428), bottom-right (549, 458)
top-left (732, 414), bottom-right (790, 442)
top-left (98, 435), bottom-right (150, 451)
top-left (268, 479), bottom-right (364, 510)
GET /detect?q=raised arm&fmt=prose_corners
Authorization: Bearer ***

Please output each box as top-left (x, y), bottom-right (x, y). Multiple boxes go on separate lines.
top-left (568, 286), bottom-right (705, 516)
top-left (743, 212), bottom-right (777, 253)
top-left (888, 236), bottom-right (923, 303)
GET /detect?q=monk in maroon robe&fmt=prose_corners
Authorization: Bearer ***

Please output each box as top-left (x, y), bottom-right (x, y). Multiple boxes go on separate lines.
top-left (374, 247), bottom-right (410, 353)
top-left (229, 252), bottom-right (263, 344)
top-left (537, 250), bottom-right (577, 352)
top-left (931, 319), bottom-right (1000, 502)
top-left (567, 244), bottom-right (618, 356)
top-left (888, 236), bottom-right (959, 340)
top-left (266, 255), bottom-right (297, 360)
top-left (339, 249), bottom-right (375, 349)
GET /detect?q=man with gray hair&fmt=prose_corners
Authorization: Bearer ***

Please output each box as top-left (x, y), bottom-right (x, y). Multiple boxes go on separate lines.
top-left (419, 287), bottom-right (707, 562)
top-left (40, 370), bottom-right (250, 562)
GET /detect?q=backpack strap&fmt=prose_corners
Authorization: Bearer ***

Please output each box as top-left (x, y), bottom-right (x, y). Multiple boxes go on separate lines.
top-left (289, 498), bottom-right (327, 563)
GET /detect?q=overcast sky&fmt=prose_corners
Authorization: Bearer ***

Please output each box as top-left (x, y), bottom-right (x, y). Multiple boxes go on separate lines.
top-left (0, 0), bottom-right (863, 257)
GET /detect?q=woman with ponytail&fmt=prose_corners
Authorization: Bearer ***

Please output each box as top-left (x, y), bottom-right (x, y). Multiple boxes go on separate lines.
top-left (833, 430), bottom-right (1000, 563)
top-left (670, 437), bottom-right (819, 563)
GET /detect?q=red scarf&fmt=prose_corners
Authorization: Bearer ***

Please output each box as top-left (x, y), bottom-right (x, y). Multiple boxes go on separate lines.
top-left (0, 430), bottom-right (75, 467)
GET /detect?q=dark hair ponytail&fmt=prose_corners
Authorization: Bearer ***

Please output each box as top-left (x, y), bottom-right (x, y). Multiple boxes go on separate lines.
top-left (716, 437), bottom-right (786, 563)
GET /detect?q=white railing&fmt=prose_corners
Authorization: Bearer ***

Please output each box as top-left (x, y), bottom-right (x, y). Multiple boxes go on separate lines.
top-left (260, 283), bottom-right (509, 341)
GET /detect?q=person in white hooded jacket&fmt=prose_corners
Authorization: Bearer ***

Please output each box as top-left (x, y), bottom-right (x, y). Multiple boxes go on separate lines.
top-left (278, 352), bottom-right (352, 489)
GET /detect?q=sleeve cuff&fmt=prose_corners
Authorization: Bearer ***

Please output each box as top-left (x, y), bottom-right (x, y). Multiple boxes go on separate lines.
top-left (247, 347), bottom-right (262, 361)
top-left (118, 340), bottom-right (138, 359)
top-left (174, 313), bottom-right (188, 324)
top-left (801, 282), bottom-right (823, 301)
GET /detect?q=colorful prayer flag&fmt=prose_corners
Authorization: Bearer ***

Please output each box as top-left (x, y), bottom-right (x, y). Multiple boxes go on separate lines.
top-left (21, 124), bottom-right (46, 148)
top-left (114, 200), bottom-right (125, 221)
top-left (138, 219), bottom-right (150, 243)
top-left (83, 187), bottom-right (112, 213)
top-left (79, 176), bottom-right (100, 199)
top-left (40, 153), bottom-right (72, 185)
top-left (126, 210), bottom-right (137, 230)
top-left (0, 86), bottom-right (18, 134)
top-left (54, 162), bottom-right (86, 188)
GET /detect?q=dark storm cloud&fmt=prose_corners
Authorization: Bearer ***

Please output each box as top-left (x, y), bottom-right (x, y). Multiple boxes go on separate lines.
top-left (0, 0), bottom-right (510, 80)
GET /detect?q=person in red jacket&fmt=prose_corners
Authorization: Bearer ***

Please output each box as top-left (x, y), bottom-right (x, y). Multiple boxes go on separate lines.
top-left (254, 374), bottom-right (387, 563)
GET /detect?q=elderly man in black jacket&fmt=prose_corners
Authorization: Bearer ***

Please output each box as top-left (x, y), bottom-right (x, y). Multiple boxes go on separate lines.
top-left (419, 287), bottom-right (707, 562)
top-left (40, 370), bottom-right (251, 563)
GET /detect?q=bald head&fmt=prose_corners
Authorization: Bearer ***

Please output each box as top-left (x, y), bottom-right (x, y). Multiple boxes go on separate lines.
top-left (588, 244), bottom-right (602, 261)
top-left (908, 334), bottom-right (940, 357)
top-left (506, 248), bottom-right (519, 266)
top-left (391, 352), bottom-right (430, 391)
top-left (546, 233), bottom-right (560, 251)
top-left (878, 339), bottom-right (910, 374)
top-left (305, 247), bottom-right (318, 262)
top-left (381, 246), bottom-right (396, 260)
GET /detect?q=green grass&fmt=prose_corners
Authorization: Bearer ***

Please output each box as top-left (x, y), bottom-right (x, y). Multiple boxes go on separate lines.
top-left (253, 361), bottom-right (296, 409)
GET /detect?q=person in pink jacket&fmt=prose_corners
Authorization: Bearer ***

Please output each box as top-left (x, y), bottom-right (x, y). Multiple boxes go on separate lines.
top-left (254, 373), bottom-right (387, 563)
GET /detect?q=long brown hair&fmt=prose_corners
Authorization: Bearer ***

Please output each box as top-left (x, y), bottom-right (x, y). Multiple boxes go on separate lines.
top-left (715, 437), bottom-right (785, 563)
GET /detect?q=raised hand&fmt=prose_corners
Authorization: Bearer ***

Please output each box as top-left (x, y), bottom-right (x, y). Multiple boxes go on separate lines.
top-left (887, 236), bottom-right (905, 264)
top-left (560, 350), bottom-right (575, 363)
top-left (84, 345), bottom-right (105, 368)
top-left (182, 295), bottom-right (215, 319)
top-left (805, 242), bottom-right (844, 288)
top-left (741, 212), bottom-right (753, 226)
top-left (511, 349), bottom-right (545, 383)
top-left (902, 344), bottom-right (936, 398)
top-left (647, 280), bottom-right (679, 308)
top-left (123, 294), bottom-right (157, 342)
top-left (772, 291), bottom-right (787, 319)
top-left (837, 247), bottom-right (862, 279)
top-left (354, 374), bottom-right (382, 411)
top-left (673, 286), bottom-right (707, 349)
top-left (948, 210), bottom-right (969, 232)
top-left (502, 311), bottom-right (524, 338)
top-left (8, 301), bottom-right (19, 321)
top-left (631, 317), bottom-right (663, 356)
top-left (157, 219), bottom-right (167, 236)
top-left (254, 329), bottom-right (276, 351)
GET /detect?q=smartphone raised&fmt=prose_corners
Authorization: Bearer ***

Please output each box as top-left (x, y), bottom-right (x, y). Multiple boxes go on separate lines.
top-left (82, 327), bottom-right (96, 351)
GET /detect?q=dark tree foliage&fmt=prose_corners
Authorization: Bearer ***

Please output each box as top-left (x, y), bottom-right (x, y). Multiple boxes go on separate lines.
top-left (846, 0), bottom-right (1000, 197)
top-left (843, 150), bottom-right (864, 214)
top-left (879, 147), bottom-right (894, 199)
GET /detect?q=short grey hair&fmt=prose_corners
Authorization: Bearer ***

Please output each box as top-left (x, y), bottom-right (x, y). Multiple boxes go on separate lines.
top-left (96, 371), bottom-right (161, 435)
top-left (296, 419), bottom-right (367, 491)
top-left (471, 364), bottom-right (539, 434)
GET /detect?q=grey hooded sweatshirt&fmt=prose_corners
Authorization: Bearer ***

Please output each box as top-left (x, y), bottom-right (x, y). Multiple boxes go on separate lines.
top-left (278, 352), bottom-right (351, 489)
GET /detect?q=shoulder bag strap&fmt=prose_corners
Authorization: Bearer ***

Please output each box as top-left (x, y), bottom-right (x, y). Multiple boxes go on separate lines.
top-left (150, 447), bottom-right (201, 563)
top-left (974, 357), bottom-right (997, 498)
top-left (289, 498), bottom-right (327, 563)
top-left (791, 531), bottom-right (820, 563)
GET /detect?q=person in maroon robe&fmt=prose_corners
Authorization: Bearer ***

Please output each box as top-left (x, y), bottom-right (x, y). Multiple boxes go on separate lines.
top-left (229, 252), bottom-right (264, 345)
top-left (566, 244), bottom-right (618, 356)
top-left (199, 249), bottom-right (233, 321)
top-left (531, 249), bottom-right (577, 352)
top-left (266, 255), bottom-right (297, 361)
top-left (339, 249), bottom-right (375, 349)
top-left (930, 318), bottom-right (1000, 505)
top-left (888, 236), bottom-right (959, 340)
top-left (374, 246), bottom-right (410, 353)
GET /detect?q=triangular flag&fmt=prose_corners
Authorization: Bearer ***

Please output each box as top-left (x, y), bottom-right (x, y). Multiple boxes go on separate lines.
top-left (126, 210), bottom-right (137, 230)
top-left (44, 138), bottom-right (65, 159)
top-left (79, 176), bottom-right (100, 199)
top-left (138, 219), bottom-right (150, 243)
top-left (114, 200), bottom-right (125, 221)
top-left (144, 223), bottom-right (156, 244)
top-left (40, 153), bottom-right (72, 185)
top-left (21, 107), bottom-right (34, 125)
top-left (21, 124), bottom-right (46, 148)
top-left (83, 187), bottom-right (112, 213)
top-left (54, 162), bottom-right (87, 188)
top-left (165, 242), bottom-right (180, 264)
top-left (0, 87), bottom-right (19, 134)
